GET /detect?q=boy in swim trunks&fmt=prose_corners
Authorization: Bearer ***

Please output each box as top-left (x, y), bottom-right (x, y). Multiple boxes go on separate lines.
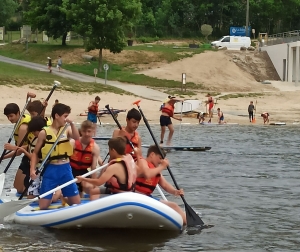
top-left (217, 108), bottom-right (224, 124)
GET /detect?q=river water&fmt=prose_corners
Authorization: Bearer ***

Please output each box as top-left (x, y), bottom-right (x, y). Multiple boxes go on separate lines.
top-left (0, 123), bottom-right (299, 251)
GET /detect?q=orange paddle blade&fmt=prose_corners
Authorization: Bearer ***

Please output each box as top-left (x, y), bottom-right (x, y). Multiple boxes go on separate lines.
top-left (252, 118), bottom-right (256, 123)
top-left (133, 99), bottom-right (141, 106)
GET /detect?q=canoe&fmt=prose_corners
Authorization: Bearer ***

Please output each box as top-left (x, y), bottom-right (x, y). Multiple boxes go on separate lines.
top-left (141, 145), bottom-right (211, 151)
top-left (2, 192), bottom-right (183, 231)
top-left (199, 122), bottom-right (239, 126)
top-left (174, 100), bottom-right (201, 114)
top-left (269, 122), bottom-right (286, 126)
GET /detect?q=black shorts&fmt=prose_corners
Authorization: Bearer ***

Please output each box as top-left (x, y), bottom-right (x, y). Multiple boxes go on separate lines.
top-left (19, 155), bottom-right (30, 176)
top-left (160, 115), bottom-right (172, 126)
top-left (72, 168), bottom-right (89, 192)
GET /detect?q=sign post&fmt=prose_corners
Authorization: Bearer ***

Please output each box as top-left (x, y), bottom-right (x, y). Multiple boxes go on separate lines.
top-left (103, 64), bottom-right (109, 85)
top-left (182, 73), bottom-right (186, 92)
top-left (0, 27), bottom-right (4, 41)
top-left (94, 68), bottom-right (98, 83)
top-left (22, 25), bottom-right (31, 52)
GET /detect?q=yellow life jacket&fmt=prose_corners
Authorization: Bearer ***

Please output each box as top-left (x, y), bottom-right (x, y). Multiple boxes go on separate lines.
top-left (40, 126), bottom-right (73, 162)
top-left (45, 117), bottom-right (52, 126)
top-left (27, 132), bottom-right (42, 168)
top-left (14, 114), bottom-right (31, 145)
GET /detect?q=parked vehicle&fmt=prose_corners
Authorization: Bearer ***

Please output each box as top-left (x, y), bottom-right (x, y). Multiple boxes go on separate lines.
top-left (211, 36), bottom-right (251, 48)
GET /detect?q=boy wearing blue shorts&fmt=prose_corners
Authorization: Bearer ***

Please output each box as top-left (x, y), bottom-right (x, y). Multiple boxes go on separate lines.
top-left (30, 103), bottom-right (81, 210)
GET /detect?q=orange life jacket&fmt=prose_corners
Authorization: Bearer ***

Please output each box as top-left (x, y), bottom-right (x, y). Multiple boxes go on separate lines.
top-left (69, 139), bottom-right (94, 170)
top-left (135, 160), bottom-right (161, 196)
top-left (124, 129), bottom-right (139, 160)
top-left (161, 103), bottom-right (174, 117)
top-left (105, 154), bottom-right (137, 193)
top-left (88, 102), bottom-right (98, 114)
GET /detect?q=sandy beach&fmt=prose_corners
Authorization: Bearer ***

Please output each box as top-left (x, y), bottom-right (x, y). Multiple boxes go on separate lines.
top-left (0, 85), bottom-right (300, 128)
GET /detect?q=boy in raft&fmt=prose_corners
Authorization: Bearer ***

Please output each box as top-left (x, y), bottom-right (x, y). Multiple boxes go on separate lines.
top-left (261, 112), bottom-right (270, 124)
top-left (15, 116), bottom-right (63, 201)
top-left (76, 137), bottom-right (168, 200)
top-left (69, 120), bottom-right (101, 196)
top-left (2, 92), bottom-right (36, 193)
top-left (217, 108), bottom-right (224, 124)
top-left (30, 103), bottom-right (81, 209)
top-left (112, 108), bottom-right (142, 161)
top-left (135, 145), bottom-right (186, 225)
top-left (4, 95), bottom-right (53, 193)
top-left (160, 96), bottom-right (182, 145)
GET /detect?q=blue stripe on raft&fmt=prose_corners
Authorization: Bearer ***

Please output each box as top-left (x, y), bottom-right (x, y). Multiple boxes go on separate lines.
top-left (16, 201), bottom-right (182, 230)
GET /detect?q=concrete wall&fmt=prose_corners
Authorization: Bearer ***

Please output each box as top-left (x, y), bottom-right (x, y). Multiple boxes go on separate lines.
top-left (261, 43), bottom-right (287, 80)
top-left (261, 41), bottom-right (300, 84)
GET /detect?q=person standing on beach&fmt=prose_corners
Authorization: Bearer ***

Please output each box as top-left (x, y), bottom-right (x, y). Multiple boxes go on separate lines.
top-left (160, 96), bottom-right (182, 145)
top-left (261, 112), bottom-right (269, 124)
top-left (87, 96), bottom-right (100, 125)
top-left (217, 108), bottom-right (224, 124)
top-left (57, 56), bottom-right (62, 72)
top-left (248, 101), bottom-right (255, 122)
top-left (206, 93), bottom-right (214, 123)
top-left (47, 57), bottom-right (52, 73)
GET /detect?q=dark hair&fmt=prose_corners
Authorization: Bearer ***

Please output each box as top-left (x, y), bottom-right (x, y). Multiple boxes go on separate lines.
top-left (147, 145), bottom-right (166, 157)
top-left (51, 103), bottom-right (71, 119)
top-left (27, 100), bottom-right (43, 113)
top-left (4, 103), bottom-right (20, 115)
top-left (108, 137), bottom-right (126, 155)
top-left (55, 99), bottom-right (59, 103)
top-left (126, 108), bottom-right (141, 121)
top-left (95, 96), bottom-right (100, 101)
top-left (28, 116), bottom-right (47, 132)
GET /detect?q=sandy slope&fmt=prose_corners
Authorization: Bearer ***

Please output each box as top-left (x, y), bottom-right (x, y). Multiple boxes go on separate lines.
top-left (137, 50), bottom-right (277, 92)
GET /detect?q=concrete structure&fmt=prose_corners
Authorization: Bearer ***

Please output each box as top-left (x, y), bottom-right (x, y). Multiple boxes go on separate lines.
top-left (260, 30), bottom-right (300, 86)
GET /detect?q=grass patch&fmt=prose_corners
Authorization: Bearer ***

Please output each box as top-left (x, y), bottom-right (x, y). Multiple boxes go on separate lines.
top-left (0, 61), bottom-right (132, 95)
top-left (219, 93), bottom-right (265, 100)
top-left (0, 43), bottom-right (210, 90)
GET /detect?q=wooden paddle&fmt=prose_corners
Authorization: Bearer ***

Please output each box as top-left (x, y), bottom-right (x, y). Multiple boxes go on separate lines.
top-left (133, 99), bottom-right (208, 229)
top-left (0, 81), bottom-right (61, 196)
top-left (0, 163), bottom-right (109, 219)
top-left (252, 100), bottom-right (257, 123)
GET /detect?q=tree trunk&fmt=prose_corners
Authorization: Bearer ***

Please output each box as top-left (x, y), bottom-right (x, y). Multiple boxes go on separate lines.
top-left (62, 32), bottom-right (67, 46)
top-left (98, 48), bottom-right (103, 72)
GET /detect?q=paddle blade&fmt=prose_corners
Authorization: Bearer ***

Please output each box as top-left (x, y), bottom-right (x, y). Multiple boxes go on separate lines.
top-left (133, 100), bottom-right (141, 106)
top-left (0, 198), bottom-right (32, 219)
top-left (252, 117), bottom-right (256, 123)
top-left (0, 173), bottom-right (5, 196)
top-left (185, 203), bottom-right (204, 228)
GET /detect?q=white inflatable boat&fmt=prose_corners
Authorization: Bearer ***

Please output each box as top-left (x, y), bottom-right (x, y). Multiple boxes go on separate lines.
top-left (1, 192), bottom-right (183, 231)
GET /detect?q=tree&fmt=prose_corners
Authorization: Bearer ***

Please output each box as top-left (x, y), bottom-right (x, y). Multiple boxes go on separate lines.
top-left (24, 0), bottom-right (74, 46)
top-left (62, 0), bottom-right (142, 71)
top-left (201, 24), bottom-right (213, 42)
top-left (0, 0), bottom-right (18, 27)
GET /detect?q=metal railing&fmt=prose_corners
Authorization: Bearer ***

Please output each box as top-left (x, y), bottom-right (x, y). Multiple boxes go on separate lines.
top-left (261, 30), bottom-right (300, 46)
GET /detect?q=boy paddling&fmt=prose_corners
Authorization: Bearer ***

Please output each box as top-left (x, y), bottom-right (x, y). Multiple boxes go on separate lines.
top-left (30, 103), bottom-right (81, 209)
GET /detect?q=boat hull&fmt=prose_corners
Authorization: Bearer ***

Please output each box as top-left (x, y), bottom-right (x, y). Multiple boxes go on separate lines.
top-left (4, 192), bottom-right (183, 231)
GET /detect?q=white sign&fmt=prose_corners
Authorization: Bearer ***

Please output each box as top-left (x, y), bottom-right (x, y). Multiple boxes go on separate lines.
top-left (182, 73), bottom-right (186, 85)
top-left (22, 25), bottom-right (31, 38)
top-left (66, 31), bottom-right (71, 42)
top-left (103, 64), bottom-right (109, 71)
top-left (0, 27), bottom-right (4, 41)
top-left (94, 68), bottom-right (98, 75)
top-left (42, 31), bottom-right (49, 42)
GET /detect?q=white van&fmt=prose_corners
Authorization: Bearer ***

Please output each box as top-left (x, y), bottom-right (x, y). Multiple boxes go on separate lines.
top-left (211, 36), bottom-right (251, 48)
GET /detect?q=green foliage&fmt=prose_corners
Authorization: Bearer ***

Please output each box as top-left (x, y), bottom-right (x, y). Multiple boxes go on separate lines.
top-left (201, 24), bottom-right (213, 42)
top-left (62, 0), bottom-right (142, 71)
top-left (0, 0), bottom-right (18, 27)
top-left (24, 0), bottom-right (73, 46)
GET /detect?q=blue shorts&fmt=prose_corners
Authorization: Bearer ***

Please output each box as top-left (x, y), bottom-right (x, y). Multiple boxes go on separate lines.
top-left (220, 116), bottom-right (224, 121)
top-left (87, 112), bottom-right (97, 123)
top-left (39, 163), bottom-right (79, 200)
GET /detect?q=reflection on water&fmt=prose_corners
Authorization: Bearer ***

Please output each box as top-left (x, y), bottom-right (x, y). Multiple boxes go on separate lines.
top-left (0, 124), bottom-right (300, 251)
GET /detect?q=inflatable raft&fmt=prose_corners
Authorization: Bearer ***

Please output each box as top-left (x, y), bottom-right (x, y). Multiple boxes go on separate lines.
top-left (2, 192), bottom-right (183, 231)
